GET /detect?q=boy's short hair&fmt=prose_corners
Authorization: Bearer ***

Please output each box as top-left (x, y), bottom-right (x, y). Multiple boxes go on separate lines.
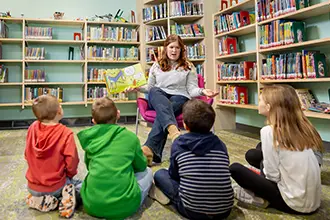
top-left (32, 95), bottom-right (60, 121)
top-left (92, 97), bottom-right (118, 124)
top-left (182, 99), bottom-right (215, 134)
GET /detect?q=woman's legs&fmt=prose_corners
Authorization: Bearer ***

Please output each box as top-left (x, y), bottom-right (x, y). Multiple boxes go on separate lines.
top-left (143, 88), bottom-right (188, 164)
top-left (229, 162), bottom-right (299, 214)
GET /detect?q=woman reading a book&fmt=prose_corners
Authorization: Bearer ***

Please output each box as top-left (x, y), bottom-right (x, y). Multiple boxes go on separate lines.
top-left (127, 34), bottom-right (218, 166)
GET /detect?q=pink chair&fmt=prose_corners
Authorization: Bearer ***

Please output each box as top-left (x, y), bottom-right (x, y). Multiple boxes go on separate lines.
top-left (135, 75), bottom-right (214, 135)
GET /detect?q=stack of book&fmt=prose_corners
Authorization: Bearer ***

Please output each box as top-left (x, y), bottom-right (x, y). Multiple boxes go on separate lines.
top-left (214, 11), bottom-right (255, 35)
top-left (25, 47), bottom-right (46, 60)
top-left (219, 85), bottom-right (249, 104)
top-left (0, 20), bottom-right (8, 38)
top-left (24, 69), bottom-right (46, 82)
top-left (25, 27), bottom-right (53, 40)
top-left (218, 61), bottom-right (257, 81)
top-left (145, 26), bottom-right (167, 42)
top-left (0, 65), bottom-right (8, 83)
top-left (143, 3), bottom-right (167, 22)
top-left (170, 1), bottom-right (204, 16)
top-left (25, 87), bottom-right (63, 102)
top-left (261, 51), bottom-right (327, 80)
top-left (87, 46), bottom-right (138, 60)
top-left (260, 20), bottom-right (306, 49)
top-left (218, 36), bottom-right (238, 55)
top-left (87, 26), bottom-right (138, 42)
top-left (186, 43), bottom-right (205, 59)
top-left (170, 23), bottom-right (204, 37)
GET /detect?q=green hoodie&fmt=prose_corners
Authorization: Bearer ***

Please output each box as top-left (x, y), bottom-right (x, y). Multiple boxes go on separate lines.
top-left (77, 124), bottom-right (147, 220)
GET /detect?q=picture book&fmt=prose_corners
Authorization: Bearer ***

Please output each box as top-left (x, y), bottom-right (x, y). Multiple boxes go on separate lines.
top-left (104, 63), bottom-right (147, 94)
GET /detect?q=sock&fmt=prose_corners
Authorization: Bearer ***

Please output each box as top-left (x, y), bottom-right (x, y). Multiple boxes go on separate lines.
top-left (142, 146), bottom-right (153, 167)
top-left (26, 194), bottom-right (58, 212)
top-left (167, 124), bottom-right (180, 141)
top-left (59, 184), bottom-right (76, 218)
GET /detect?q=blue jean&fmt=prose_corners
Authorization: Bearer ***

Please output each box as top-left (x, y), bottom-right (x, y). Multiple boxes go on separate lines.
top-left (135, 167), bottom-right (153, 206)
top-left (144, 87), bottom-right (189, 162)
top-left (154, 169), bottom-right (231, 220)
top-left (28, 178), bottom-right (82, 204)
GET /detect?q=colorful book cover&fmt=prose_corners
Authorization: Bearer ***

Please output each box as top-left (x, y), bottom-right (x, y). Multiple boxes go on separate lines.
top-left (104, 63), bottom-right (147, 94)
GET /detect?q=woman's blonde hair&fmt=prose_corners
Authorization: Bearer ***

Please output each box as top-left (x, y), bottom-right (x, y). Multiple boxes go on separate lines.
top-left (262, 84), bottom-right (323, 152)
top-left (158, 34), bottom-right (191, 72)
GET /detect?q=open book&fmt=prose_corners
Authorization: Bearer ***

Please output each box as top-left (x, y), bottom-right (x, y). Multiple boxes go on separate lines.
top-left (104, 63), bottom-right (147, 94)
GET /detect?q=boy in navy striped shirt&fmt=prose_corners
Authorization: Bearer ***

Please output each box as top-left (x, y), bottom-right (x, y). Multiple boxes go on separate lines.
top-left (150, 99), bottom-right (233, 220)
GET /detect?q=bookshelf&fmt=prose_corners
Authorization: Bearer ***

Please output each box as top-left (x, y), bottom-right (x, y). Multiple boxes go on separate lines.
top-left (0, 17), bottom-right (140, 109)
top-left (139, 0), bottom-right (217, 85)
top-left (213, 0), bottom-right (330, 132)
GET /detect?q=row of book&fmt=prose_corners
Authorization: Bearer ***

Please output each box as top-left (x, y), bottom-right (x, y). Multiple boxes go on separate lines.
top-left (87, 87), bottom-right (129, 101)
top-left (296, 88), bottom-right (330, 113)
top-left (0, 65), bottom-right (8, 83)
top-left (146, 26), bottom-right (167, 42)
top-left (87, 26), bottom-right (138, 42)
top-left (87, 46), bottom-right (138, 60)
top-left (170, 23), bottom-right (204, 37)
top-left (143, 3), bottom-right (167, 22)
top-left (170, 1), bottom-right (204, 17)
top-left (25, 27), bottom-right (53, 39)
top-left (25, 69), bottom-right (46, 82)
top-left (146, 43), bottom-right (205, 62)
top-left (0, 20), bottom-right (8, 38)
top-left (256, 0), bottom-right (310, 22)
top-left (214, 11), bottom-right (255, 35)
top-left (261, 51), bottom-right (328, 80)
top-left (87, 68), bottom-right (107, 82)
top-left (25, 47), bottom-right (46, 60)
top-left (217, 61), bottom-right (257, 81)
top-left (25, 87), bottom-right (63, 102)
top-left (219, 85), bottom-right (248, 104)
top-left (260, 20), bottom-right (305, 49)
top-left (218, 36), bottom-right (238, 56)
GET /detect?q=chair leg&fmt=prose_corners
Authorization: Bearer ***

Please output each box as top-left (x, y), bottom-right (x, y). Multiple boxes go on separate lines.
top-left (135, 107), bottom-right (139, 135)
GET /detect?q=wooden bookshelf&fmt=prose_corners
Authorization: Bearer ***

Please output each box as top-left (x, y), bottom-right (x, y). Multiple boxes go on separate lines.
top-left (214, 0), bottom-right (255, 16)
top-left (0, 18), bottom-right (141, 110)
top-left (217, 80), bottom-right (257, 84)
top-left (0, 38), bottom-right (23, 43)
top-left (259, 38), bottom-right (330, 53)
top-left (212, 0), bottom-right (330, 132)
top-left (170, 15), bottom-right (204, 22)
top-left (258, 2), bottom-right (330, 25)
top-left (189, 58), bottom-right (205, 62)
top-left (87, 40), bottom-right (140, 45)
top-left (217, 103), bottom-right (258, 110)
top-left (146, 39), bottom-right (166, 46)
top-left (0, 82), bottom-right (23, 86)
top-left (144, 18), bottom-right (168, 25)
top-left (215, 23), bottom-right (255, 37)
top-left (25, 39), bottom-right (85, 45)
top-left (215, 50), bottom-right (257, 60)
top-left (87, 100), bottom-right (136, 104)
top-left (260, 78), bottom-right (330, 84)
top-left (24, 82), bottom-right (85, 85)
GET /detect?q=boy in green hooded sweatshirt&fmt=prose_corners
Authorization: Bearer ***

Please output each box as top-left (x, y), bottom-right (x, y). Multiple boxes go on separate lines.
top-left (77, 97), bottom-right (153, 219)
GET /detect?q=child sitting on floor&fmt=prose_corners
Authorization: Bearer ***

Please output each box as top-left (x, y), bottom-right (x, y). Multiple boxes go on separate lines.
top-left (77, 97), bottom-right (153, 219)
top-left (150, 99), bottom-right (233, 220)
top-left (25, 94), bottom-right (81, 218)
top-left (230, 84), bottom-right (323, 214)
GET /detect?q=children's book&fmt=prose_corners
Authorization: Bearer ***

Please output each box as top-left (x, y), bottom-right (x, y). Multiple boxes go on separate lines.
top-left (104, 63), bottom-right (147, 94)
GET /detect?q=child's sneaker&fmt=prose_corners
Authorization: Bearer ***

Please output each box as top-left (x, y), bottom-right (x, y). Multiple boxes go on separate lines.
top-left (59, 184), bottom-right (76, 218)
top-left (232, 183), bottom-right (269, 208)
top-left (26, 193), bottom-right (58, 212)
top-left (149, 183), bottom-right (170, 205)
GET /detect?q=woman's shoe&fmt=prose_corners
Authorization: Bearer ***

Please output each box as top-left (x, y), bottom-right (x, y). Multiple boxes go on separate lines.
top-left (142, 146), bottom-right (153, 166)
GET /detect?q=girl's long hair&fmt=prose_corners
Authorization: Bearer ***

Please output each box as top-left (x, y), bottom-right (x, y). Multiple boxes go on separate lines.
top-left (158, 34), bottom-right (191, 72)
top-left (262, 84), bottom-right (323, 152)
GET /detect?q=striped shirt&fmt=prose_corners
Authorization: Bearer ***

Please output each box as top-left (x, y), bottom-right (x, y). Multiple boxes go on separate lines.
top-left (169, 132), bottom-right (234, 215)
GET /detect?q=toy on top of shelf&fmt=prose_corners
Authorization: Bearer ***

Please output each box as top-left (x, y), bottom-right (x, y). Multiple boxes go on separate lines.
top-left (53, 12), bottom-right (64, 20)
top-left (114, 9), bottom-right (128, 23)
top-left (0, 11), bottom-right (11, 18)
